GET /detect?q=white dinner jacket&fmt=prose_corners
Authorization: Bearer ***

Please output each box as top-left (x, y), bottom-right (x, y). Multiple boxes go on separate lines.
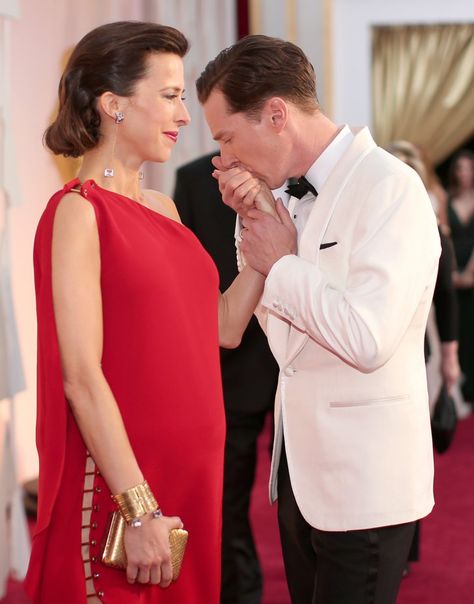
top-left (239, 128), bottom-right (441, 531)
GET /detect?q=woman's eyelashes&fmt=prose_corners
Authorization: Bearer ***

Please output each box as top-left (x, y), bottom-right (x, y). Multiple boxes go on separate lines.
top-left (163, 93), bottom-right (186, 101)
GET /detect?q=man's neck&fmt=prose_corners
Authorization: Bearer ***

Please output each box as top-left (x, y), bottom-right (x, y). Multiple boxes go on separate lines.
top-left (290, 111), bottom-right (340, 177)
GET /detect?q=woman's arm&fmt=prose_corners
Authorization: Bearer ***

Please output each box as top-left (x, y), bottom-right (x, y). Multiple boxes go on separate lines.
top-left (52, 193), bottom-right (143, 492)
top-left (212, 167), bottom-right (296, 348)
top-left (52, 193), bottom-right (180, 587)
top-left (433, 230), bottom-right (461, 391)
top-left (217, 265), bottom-right (267, 348)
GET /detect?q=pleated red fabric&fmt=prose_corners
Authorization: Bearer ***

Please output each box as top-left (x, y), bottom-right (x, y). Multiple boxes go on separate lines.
top-left (24, 179), bottom-right (225, 603)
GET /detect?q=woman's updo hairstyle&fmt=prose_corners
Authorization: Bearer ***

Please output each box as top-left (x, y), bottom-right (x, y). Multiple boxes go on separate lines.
top-left (45, 21), bottom-right (188, 158)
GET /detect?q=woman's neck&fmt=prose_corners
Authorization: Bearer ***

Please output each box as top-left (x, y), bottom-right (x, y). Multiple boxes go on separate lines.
top-left (78, 148), bottom-right (144, 202)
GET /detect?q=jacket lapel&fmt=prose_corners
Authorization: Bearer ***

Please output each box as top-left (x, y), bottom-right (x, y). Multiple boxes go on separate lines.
top-left (283, 128), bottom-right (377, 366)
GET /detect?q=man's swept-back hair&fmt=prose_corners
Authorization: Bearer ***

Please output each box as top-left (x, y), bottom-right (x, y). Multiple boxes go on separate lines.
top-left (196, 34), bottom-right (319, 117)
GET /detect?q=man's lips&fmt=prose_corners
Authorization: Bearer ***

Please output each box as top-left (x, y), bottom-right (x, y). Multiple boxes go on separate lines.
top-left (164, 131), bottom-right (178, 142)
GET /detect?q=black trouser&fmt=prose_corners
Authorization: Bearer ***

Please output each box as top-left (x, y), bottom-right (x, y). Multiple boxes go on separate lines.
top-left (221, 409), bottom-right (271, 604)
top-left (277, 444), bottom-right (416, 604)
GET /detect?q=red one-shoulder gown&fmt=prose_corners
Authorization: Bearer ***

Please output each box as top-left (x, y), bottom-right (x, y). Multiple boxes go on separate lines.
top-left (24, 179), bottom-right (226, 603)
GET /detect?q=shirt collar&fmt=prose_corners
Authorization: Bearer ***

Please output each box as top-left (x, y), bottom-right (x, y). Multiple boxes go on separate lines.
top-left (305, 125), bottom-right (353, 193)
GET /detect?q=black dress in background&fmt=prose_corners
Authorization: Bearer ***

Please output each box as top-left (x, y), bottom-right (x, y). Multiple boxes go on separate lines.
top-left (448, 200), bottom-right (474, 401)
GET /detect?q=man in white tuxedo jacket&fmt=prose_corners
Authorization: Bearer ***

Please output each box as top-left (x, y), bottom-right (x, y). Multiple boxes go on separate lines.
top-left (197, 35), bottom-right (441, 604)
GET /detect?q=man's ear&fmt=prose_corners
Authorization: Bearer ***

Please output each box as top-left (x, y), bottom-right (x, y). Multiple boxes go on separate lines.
top-left (97, 91), bottom-right (127, 120)
top-left (264, 97), bottom-right (288, 132)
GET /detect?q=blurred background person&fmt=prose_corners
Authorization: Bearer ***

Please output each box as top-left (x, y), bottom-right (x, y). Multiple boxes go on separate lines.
top-left (416, 146), bottom-right (449, 231)
top-left (174, 152), bottom-right (279, 604)
top-left (386, 140), bottom-right (461, 574)
top-left (447, 150), bottom-right (474, 404)
top-left (386, 141), bottom-right (461, 397)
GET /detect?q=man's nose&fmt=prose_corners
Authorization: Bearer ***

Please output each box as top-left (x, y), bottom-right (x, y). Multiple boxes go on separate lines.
top-left (220, 149), bottom-right (239, 170)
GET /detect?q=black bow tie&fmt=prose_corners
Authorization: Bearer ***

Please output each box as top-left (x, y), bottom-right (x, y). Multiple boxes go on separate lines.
top-left (285, 176), bottom-right (318, 199)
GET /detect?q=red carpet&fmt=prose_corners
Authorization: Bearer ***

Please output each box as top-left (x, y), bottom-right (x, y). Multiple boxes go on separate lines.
top-left (3, 414), bottom-right (474, 603)
top-left (250, 413), bottom-right (474, 604)
top-left (250, 417), bottom-right (291, 604)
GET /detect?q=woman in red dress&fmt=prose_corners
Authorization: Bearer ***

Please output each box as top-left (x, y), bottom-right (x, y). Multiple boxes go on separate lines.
top-left (24, 21), bottom-right (277, 604)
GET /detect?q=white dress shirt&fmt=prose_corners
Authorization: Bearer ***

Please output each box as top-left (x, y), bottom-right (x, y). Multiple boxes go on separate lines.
top-left (235, 125), bottom-right (353, 248)
top-left (288, 125), bottom-right (353, 238)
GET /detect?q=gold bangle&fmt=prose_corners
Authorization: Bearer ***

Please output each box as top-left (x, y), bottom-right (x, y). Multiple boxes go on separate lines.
top-left (112, 480), bottom-right (158, 523)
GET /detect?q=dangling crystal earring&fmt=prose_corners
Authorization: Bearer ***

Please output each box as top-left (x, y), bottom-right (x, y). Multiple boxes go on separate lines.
top-left (104, 112), bottom-right (125, 177)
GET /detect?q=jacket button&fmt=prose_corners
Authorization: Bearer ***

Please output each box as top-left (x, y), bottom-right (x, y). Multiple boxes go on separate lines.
top-left (284, 366), bottom-right (295, 377)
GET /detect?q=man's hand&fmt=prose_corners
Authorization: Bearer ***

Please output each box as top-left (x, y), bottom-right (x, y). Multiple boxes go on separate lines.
top-left (240, 199), bottom-right (297, 275)
top-left (212, 156), bottom-right (277, 218)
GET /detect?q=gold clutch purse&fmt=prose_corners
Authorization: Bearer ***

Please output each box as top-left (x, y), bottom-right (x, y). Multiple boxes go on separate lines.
top-left (101, 511), bottom-right (188, 581)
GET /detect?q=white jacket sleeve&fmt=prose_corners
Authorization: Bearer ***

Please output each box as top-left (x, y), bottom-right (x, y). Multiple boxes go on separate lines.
top-left (261, 174), bottom-right (441, 372)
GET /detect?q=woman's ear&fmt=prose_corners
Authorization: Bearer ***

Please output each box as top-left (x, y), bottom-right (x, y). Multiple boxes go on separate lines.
top-left (97, 91), bottom-right (124, 120)
top-left (264, 97), bottom-right (288, 132)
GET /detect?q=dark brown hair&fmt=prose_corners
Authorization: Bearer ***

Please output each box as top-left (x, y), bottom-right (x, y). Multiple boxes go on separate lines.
top-left (448, 149), bottom-right (474, 196)
top-left (196, 35), bottom-right (319, 118)
top-left (45, 21), bottom-right (188, 157)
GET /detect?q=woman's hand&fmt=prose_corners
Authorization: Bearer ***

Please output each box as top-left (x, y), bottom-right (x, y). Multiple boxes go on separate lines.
top-left (211, 156), bottom-right (278, 219)
top-left (124, 514), bottom-right (183, 588)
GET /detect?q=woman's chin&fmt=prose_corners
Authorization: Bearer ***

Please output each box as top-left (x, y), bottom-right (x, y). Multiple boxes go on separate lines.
top-left (148, 148), bottom-right (173, 164)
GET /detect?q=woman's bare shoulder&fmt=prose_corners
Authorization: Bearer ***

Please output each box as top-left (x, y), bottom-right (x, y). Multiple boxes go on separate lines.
top-left (143, 189), bottom-right (181, 222)
top-left (54, 190), bottom-right (98, 234)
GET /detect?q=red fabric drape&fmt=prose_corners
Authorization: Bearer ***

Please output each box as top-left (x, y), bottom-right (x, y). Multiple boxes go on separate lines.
top-left (237, 0), bottom-right (249, 39)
